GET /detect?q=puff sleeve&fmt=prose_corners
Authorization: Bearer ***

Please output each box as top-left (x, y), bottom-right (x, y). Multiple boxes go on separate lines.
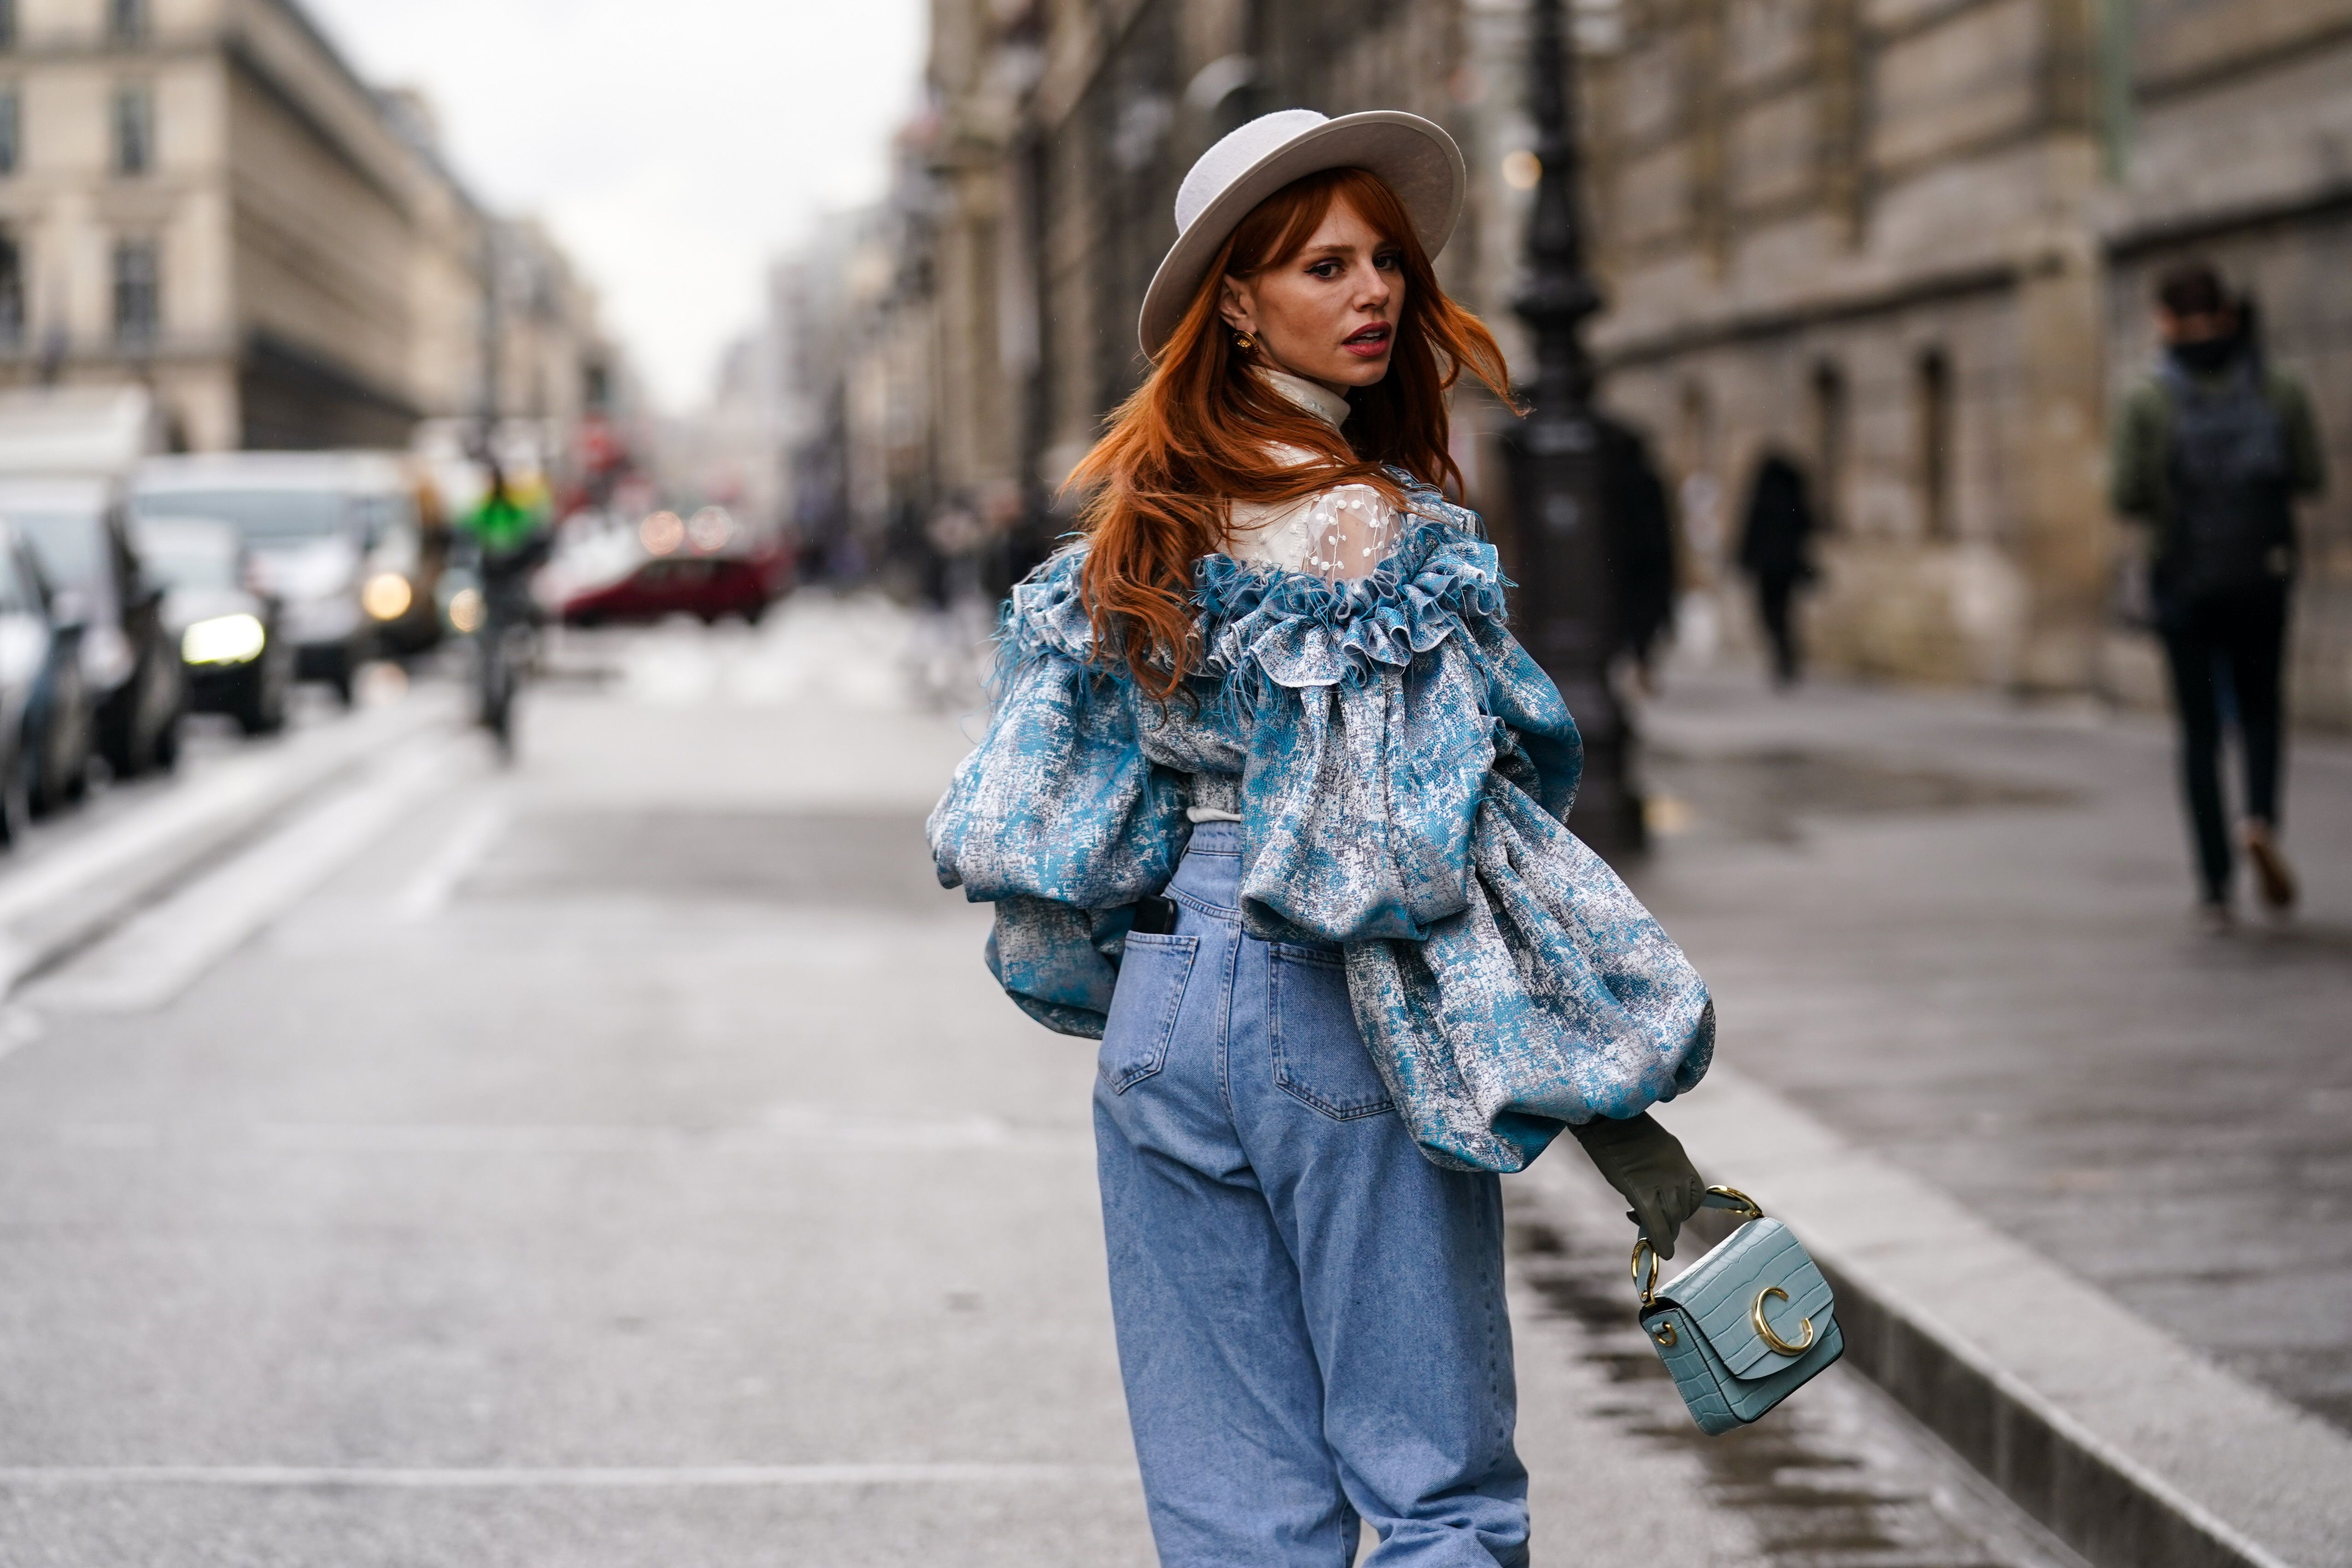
top-left (927, 550), bottom-right (1188, 1038)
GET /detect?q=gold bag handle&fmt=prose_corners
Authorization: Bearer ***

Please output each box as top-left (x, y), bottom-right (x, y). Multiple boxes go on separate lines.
top-left (1630, 1185), bottom-right (1763, 1308)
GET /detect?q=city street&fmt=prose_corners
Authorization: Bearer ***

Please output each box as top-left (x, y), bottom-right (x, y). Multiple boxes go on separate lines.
top-left (0, 0), bottom-right (2342, 1559)
top-left (0, 602), bottom-right (2094, 1567)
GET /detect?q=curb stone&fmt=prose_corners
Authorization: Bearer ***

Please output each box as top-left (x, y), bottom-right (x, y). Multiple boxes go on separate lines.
top-left (1647, 1067), bottom-right (2352, 1568)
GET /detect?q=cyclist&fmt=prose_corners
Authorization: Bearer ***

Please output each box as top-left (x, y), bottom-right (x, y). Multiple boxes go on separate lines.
top-left (453, 464), bottom-right (551, 753)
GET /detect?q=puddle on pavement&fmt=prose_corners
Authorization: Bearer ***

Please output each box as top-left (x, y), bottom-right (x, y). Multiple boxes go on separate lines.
top-left (1504, 1186), bottom-right (2053, 1568)
top-left (1639, 746), bottom-right (2080, 846)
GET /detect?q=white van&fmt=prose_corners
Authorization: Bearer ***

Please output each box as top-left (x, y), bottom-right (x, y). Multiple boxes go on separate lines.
top-left (131, 451), bottom-right (441, 703)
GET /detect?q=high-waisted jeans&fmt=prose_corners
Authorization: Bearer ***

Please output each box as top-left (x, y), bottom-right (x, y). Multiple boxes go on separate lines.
top-left (1093, 822), bottom-right (1530, 1567)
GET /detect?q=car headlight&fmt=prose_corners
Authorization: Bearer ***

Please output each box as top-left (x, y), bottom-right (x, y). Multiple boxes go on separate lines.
top-left (363, 572), bottom-right (415, 621)
top-left (182, 613), bottom-right (267, 665)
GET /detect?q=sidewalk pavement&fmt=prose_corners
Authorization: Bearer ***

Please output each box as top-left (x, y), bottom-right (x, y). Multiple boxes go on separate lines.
top-left (1624, 669), bottom-right (2352, 1563)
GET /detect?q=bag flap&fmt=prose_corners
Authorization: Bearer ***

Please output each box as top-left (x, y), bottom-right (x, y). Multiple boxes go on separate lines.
top-left (1654, 1216), bottom-right (1836, 1380)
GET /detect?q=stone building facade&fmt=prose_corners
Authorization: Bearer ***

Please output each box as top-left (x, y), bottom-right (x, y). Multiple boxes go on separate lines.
top-left (830, 0), bottom-right (2350, 724)
top-left (0, 0), bottom-right (613, 454)
top-left (1584, 0), bottom-right (2352, 723)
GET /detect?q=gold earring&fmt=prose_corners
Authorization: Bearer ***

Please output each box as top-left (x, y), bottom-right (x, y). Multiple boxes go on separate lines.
top-left (1233, 331), bottom-right (1255, 352)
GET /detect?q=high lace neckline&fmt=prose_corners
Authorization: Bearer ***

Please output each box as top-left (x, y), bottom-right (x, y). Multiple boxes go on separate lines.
top-left (1259, 367), bottom-right (1352, 430)
top-left (1226, 367), bottom-right (1398, 584)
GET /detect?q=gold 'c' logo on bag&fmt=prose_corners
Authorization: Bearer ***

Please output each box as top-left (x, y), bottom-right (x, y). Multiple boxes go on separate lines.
top-left (1751, 1286), bottom-right (1815, 1356)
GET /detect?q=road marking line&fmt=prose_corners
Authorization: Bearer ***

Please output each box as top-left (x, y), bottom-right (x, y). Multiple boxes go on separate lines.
top-left (246, 1110), bottom-right (1092, 1157)
top-left (392, 795), bottom-right (510, 921)
top-left (0, 698), bottom-right (446, 928)
top-left (28, 743), bottom-right (462, 1014)
top-left (0, 1463), bottom-right (1135, 1490)
top-left (0, 694), bottom-right (456, 996)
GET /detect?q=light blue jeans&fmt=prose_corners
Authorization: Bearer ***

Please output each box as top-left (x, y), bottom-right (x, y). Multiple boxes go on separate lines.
top-left (1093, 822), bottom-right (1531, 1567)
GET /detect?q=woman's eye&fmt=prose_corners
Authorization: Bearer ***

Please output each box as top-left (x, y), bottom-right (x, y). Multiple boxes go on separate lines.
top-left (1309, 261), bottom-right (1342, 279)
top-left (1376, 251), bottom-right (1403, 270)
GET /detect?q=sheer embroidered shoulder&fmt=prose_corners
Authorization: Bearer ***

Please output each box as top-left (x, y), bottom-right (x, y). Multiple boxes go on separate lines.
top-left (1226, 482), bottom-right (1407, 583)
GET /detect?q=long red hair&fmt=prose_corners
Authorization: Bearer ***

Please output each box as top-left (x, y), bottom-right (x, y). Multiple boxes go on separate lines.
top-left (1069, 165), bottom-right (1514, 702)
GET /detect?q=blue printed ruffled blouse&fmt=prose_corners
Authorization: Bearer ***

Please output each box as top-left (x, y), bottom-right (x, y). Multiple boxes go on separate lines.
top-left (927, 480), bottom-right (1714, 1174)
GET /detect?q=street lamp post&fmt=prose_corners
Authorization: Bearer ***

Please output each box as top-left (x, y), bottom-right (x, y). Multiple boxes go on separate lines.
top-left (1505, 0), bottom-right (1644, 858)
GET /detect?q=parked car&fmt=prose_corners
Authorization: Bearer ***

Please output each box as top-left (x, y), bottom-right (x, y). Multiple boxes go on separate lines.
top-left (0, 477), bottom-right (182, 779)
top-left (0, 387), bottom-right (158, 804)
top-left (559, 553), bottom-right (773, 628)
top-left (0, 526), bottom-right (94, 833)
top-left (548, 508), bottom-right (781, 628)
top-left (135, 517), bottom-right (291, 736)
top-left (744, 521), bottom-right (798, 603)
top-left (131, 452), bottom-right (445, 702)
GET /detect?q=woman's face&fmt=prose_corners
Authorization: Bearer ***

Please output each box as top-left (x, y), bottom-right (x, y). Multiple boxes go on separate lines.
top-left (1218, 196), bottom-right (1407, 394)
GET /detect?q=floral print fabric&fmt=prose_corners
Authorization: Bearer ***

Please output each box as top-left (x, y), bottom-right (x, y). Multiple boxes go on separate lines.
top-left (927, 480), bottom-right (1714, 1174)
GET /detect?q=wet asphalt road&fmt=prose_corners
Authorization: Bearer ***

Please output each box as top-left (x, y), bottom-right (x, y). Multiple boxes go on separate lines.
top-left (0, 603), bottom-right (2084, 1565)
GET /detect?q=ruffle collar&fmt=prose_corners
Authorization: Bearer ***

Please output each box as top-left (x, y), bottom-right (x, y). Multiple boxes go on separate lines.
top-left (995, 482), bottom-right (1508, 695)
top-left (1195, 515), bottom-right (1507, 693)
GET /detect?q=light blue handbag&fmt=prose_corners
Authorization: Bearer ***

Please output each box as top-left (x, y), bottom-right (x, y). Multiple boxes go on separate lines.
top-left (1631, 1186), bottom-right (1844, 1435)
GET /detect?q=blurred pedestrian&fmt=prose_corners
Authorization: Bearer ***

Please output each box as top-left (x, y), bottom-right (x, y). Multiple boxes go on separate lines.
top-left (1602, 414), bottom-right (1677, 686)
top-left (931, 110), bottom-right (1717, 1567)
top-left (2112, 262), bottom-right (2324, 926)
top-left (1736, 448), bottom-right (1817, 686)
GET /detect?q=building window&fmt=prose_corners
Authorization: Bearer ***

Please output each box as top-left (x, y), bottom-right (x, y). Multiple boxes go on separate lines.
top-left (0, 230), bottom-right (21, 346)
top-left (1915, 347), bottom-right (1954, 541)
top-left (109, 0), bottom-right (146, 43)
top-left (112, 239), bottom-right (158, 343)
top-left (1810, 361), bottom-right (1847, 533)
top-left (113, 87), bottom-right (152, 175)
top-left (0, 90), bottom-right (18, 176)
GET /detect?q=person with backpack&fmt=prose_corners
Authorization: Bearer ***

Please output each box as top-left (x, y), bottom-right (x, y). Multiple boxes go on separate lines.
top-left (2112, 262), bottom-right (2325, 926)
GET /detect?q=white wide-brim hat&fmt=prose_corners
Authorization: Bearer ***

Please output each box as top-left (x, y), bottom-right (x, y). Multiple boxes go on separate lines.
top-left (1138, 108), bottom-right (1465, 359)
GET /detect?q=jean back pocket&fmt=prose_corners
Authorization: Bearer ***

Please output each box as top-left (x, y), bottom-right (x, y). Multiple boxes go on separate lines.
top-left (1269, 946), bottom-right (1394, 1119)
top-left (1099, 933), bottom-right (1199, 1093)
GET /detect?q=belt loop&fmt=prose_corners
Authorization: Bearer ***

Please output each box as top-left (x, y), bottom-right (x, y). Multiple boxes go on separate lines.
top-left (1182, 819), bottom-right (1244, 857)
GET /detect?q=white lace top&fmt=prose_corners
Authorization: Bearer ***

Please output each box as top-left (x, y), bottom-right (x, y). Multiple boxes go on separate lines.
top-left (1189, 370), bottom-right (1412, 822)
top-left (1224, 369), bottom-right (1406, 585)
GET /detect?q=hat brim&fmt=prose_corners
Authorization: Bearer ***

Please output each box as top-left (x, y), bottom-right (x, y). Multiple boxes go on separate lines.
top-left (1137, 110), bottom-right (1466, 359)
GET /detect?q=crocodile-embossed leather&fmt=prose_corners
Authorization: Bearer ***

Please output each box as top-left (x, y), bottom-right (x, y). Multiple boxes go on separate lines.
top-left (1667, 1218), bottom-right (1836, 1378)
top-left (1639, 1216), bottom-right (1844, 1433)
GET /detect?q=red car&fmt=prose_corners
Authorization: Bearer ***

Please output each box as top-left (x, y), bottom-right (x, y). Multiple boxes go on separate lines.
top-left (560, 552), bottom-right (772, 627)
top-left (548, 508), bottom-right (795, 628)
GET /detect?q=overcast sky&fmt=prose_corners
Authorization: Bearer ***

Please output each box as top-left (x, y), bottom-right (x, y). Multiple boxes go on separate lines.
top-left (306, 0), bottom-right (929, 412)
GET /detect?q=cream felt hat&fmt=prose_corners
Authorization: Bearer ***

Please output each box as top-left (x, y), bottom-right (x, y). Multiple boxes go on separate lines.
top-left (1138, 108), bottom-right (1466, 359)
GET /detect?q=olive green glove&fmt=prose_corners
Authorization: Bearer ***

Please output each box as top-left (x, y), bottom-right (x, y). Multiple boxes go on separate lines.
top-left (1571, 1112), bottom-right (1705, 1258)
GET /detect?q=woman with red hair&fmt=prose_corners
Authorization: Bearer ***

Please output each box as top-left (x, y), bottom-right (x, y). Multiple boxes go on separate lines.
top-left (931, 111), bottom-right (1715, 1566)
